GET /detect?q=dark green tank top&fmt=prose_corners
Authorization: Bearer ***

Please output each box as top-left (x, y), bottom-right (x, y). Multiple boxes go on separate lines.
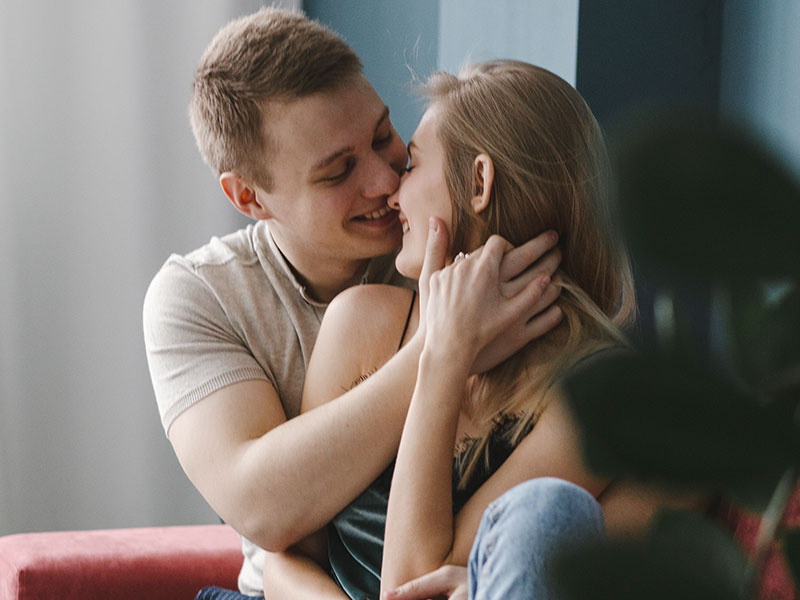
top-left (328, 415), bottom-right (530, 600)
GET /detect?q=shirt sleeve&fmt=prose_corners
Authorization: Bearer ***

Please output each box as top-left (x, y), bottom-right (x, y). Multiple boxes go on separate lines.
top-left (143, 257), bottom-right (271, 434)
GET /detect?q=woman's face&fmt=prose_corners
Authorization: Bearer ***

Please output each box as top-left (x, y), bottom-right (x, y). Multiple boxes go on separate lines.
top-left (388, 106), bottom-right (454, 279)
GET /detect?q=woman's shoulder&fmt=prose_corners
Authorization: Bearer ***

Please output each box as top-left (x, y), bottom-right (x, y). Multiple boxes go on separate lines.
top-left (304, 285), bottom-right (417, 410)
top-left (315, 284), bottom-right (417, 365)
top-left (324, 284), bottom-right (416, 335)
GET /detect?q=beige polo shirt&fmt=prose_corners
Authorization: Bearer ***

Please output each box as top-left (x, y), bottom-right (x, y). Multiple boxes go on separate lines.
top-left (143, 220), bottom-right (408, 595)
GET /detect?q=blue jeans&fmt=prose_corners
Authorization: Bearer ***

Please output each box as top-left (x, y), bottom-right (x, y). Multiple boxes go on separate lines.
top-left (468, 477), bottom-right (605, 600)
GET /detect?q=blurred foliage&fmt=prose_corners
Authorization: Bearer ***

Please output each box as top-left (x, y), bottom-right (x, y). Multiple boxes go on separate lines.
top-left (560, 114), bottom-right (800, 598)
top-left (555, 511), bottom-right (750, 600)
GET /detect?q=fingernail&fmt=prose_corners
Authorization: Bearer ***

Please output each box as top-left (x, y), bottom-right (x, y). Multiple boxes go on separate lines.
top-left (539, 275), bottom-right (551, 288)
top-left (549, 230), bottom-right (559, 244)
top-left (429, 217), bottom-right (438, 233)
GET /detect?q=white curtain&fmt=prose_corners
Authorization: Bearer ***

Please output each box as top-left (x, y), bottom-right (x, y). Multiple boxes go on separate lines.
top-left (0, 0), bottom-right (299, 535)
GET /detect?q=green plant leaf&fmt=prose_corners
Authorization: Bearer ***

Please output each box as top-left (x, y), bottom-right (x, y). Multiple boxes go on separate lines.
top-left (563, 351), bottom-right (797, 510)
top-left (614, 118), bottom-right (800, 285)
top-left (554, 510), bottom-right (750, 600)
top-left (729, 281), bottom-right (800, 391)
top-left (783, 528), bottom-right (800, 588)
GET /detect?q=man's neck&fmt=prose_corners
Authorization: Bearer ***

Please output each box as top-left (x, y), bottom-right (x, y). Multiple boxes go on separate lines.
top-left (270, 227), bottom-right (369, 303)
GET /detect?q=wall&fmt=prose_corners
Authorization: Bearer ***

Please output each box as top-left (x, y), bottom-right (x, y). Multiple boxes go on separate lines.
top-left (719, 0), bottom-right (800, 178)
top-left (307, 0), bottom-right (579, 141)
top-left (0, 0), bottom-right (295, 536)
top-left (576, 1), bottom-right (723, 130)
top-left (305, 0), bottom-right (440, 142)
top-left (438, 0), bottom-right (578, 85)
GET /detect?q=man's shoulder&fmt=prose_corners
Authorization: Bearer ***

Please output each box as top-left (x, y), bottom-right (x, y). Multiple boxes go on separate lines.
top-left (149, 223), bottom-right (273, 292)
top-left (143, 222), bottom-right (277, 320)
top-left (180, 223), bottom-right (261, 271)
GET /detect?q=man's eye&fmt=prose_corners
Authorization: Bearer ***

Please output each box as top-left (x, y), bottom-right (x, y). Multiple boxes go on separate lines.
top-left (323, 158), bottom-right (356, 183)
top-left (372, 131), bottom-right (393, 149)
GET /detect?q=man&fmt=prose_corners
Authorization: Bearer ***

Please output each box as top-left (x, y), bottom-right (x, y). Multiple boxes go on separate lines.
top-left (143, 8), bottom-right (560, 597)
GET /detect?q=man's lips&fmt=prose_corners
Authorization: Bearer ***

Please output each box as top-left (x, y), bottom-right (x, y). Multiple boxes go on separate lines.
top-left (353, 205), bottom-right (395, 222)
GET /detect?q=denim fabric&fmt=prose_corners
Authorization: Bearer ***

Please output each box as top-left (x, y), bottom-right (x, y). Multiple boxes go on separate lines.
top-left (467, 477), bottom-right (605, 600)
top-left (194, 586), bottom-right (262, 600)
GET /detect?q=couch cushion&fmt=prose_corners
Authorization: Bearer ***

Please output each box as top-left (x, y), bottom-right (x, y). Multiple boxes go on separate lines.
top-left (0, 524), bottom-right (242, 600)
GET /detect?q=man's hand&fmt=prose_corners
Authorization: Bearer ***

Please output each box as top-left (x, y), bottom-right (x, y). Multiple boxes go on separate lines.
top-left (382, 565), bottom-right (468, 600)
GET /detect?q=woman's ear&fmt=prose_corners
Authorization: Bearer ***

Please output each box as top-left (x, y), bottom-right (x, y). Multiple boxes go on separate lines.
top-left (471, 154), bottom-right (494, 215)
top-left (219, 172), bottom-right (272, 220)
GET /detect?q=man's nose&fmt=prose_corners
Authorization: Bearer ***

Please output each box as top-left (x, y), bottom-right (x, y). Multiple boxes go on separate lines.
top-left (387, 188), bottom-right (400, 210)
top-left (362, 154), bottom-right (400, 199)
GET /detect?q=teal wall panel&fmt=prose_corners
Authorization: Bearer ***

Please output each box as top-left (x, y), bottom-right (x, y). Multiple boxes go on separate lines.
top-left (305, 0), bottom-right (439, 142)
top-left (720, 0), bottom-right (800, 177)
top-left (438, 0), bottom-right (579, 85)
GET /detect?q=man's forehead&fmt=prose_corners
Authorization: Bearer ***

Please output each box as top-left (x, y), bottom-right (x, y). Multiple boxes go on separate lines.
top-left (268, 83), bottom-right (388, 158)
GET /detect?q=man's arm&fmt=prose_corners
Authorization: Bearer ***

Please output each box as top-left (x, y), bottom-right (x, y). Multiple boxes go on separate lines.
top-left (262, 529), bottom-right (349, 600)
top-left (168, 332), bottom-right (422, 552)
top-left (168, 227), bottom-right (560, 552)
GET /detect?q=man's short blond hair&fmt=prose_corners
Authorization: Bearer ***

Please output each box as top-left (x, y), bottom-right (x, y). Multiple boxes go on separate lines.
top-left (189, 7), bottom-right (362, 190)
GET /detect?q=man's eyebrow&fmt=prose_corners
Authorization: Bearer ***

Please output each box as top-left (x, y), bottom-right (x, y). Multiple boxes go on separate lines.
top-left (374, 106), bottom-right (390, 133)
top-left (311, 145), bottom-right (355, 172)
top-left (310, 107), bottom-right (391, 173)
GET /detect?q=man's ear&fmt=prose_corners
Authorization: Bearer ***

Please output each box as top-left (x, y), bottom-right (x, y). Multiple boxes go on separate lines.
top-left (219, 172), bottom-right (272, 220)
top-left (471, 154), bottom-right (494, 215)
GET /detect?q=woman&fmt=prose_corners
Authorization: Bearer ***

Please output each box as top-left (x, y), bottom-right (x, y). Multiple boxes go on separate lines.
top-left (263, 59), bottom-right (637, 599)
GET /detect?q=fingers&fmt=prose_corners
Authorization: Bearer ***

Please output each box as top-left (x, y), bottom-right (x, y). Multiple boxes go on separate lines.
top-left (419, 217), bottom-right (450, 292)
top-left (525, 304), bottom-right (564, 339)
top-left (382, 565), bottom-right (466, 600)
top-left (503, 275), bottom-right (564, 350)
top-left (501, 246), bottom-right (561, 297)
top-left (527, 277), bottom-right (562, 317)
top-left (499, 230), bottom-right (559, 281)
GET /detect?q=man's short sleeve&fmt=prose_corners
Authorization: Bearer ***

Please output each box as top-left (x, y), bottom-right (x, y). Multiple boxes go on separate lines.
top-left (143, 258), bottom-right (271, 433)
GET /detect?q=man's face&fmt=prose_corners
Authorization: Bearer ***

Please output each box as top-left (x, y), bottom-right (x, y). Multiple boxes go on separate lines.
top-left (256, 77), bottom-right (406, 268)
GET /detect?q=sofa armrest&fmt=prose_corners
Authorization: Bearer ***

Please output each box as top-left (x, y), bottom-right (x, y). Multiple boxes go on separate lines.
top-left (0, 524), bottom-right (242, 600)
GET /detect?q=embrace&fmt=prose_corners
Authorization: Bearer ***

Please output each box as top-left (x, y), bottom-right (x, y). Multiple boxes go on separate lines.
top-left (144, 8), bottom-right (700, 600)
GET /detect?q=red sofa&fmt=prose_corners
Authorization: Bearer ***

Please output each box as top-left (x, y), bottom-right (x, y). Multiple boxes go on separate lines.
top-left (0, 524), bottom-right (242, 600)
top-left (0, 501), bottom-right (796, 600)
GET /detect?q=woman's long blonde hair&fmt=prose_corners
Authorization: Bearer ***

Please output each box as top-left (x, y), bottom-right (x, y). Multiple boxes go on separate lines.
top-left (423, 60), bottom-right (637, 485)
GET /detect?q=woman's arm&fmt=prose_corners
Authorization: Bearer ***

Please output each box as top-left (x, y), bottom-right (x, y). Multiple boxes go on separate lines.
top-left (262, 285), bottom-right (416, 598)
top-left (381, 378), bottom-right (608, 589)
top-left (381, 236), bottom-right (582, 590)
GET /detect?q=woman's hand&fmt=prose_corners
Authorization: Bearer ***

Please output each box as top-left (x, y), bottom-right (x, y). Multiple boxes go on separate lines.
top-left (417, 217), bottom-right (562, 373)
top-left (419, 223), bottom-right (555, 370)
top-left (382, 565), bottom-right (469, 600)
